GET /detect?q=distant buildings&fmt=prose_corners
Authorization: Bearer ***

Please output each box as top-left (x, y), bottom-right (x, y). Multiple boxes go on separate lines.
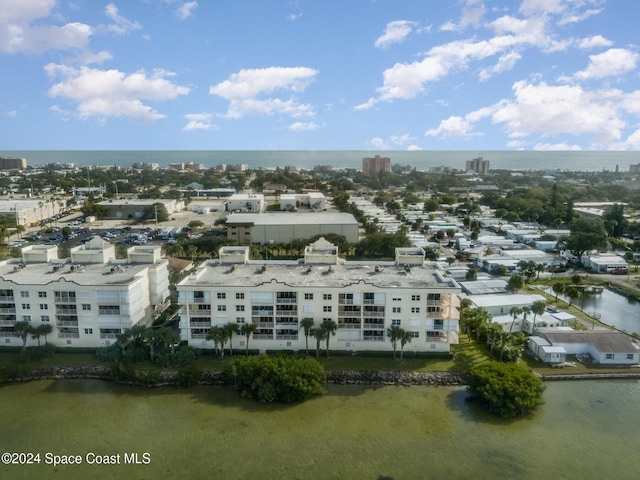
top-left (0, 157), bottom-right (27, 170)
top-left (465, 157), bottom-right (490, 174)
top-left (98, 199), bottom-right (181, 219)
top-left (225, 212), bottom-right (359, 244)
top-left (630, 163), bottom-right (640, 173)
top-left (362, 155), bottom-right (391, 175)
top-left (0, 199), bottom-right (62, 226)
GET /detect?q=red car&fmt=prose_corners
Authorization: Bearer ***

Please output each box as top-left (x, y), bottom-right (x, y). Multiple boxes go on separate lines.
top-left (611, 268), bottom-right (628, 275)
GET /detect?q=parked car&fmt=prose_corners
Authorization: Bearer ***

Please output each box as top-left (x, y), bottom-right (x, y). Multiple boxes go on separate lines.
top-left (611, 268), bottom-right (628, 275)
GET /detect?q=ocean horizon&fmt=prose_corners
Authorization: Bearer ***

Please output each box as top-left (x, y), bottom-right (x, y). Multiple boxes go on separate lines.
top-left (2, 149), bottom-right (640, 172)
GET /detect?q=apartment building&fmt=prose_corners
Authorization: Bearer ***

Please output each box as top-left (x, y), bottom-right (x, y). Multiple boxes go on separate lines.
top-left (0, 240), bottom-right (170, 348)
top-left (178, 239), bottom-right (461, 354)
top-left (362, 155), bottom-right (391, 175)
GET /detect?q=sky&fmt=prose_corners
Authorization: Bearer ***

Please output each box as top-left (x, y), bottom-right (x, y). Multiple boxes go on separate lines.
top-left (2, 0), bottom-right (640, 151)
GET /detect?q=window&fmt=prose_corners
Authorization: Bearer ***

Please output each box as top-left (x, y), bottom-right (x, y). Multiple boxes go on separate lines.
top-left (22, 315), bottom-right (31, 322)
top-left (323, 294), bottom-right (332, 300)
top-left (606, 354), bottom-right (614, 360)
top-left (392, 295), bottom-right (402, 301)
top-left (411, 295), bottom-right (421, 301)
top-left (217, 292), bottom-right (226, 299)
top-left (392, 307), bottom-right (401, 313)
top-left (20, 291), bottom-right (29, 298)
top-left (41, 315), bottom-right (50, 322)
top-left (427, 293), bottom-right (441, 301)
top-left (236, 293), bottom-right (245, 300)
top-left (323, 306), bottom-right (332, 312)
top-left (305, 293), bottom-right (314, 300)
top-left (84, 328), bottom-right (93, 335)
top-left (82, 304), bottom-right (91, 311)
top-left (40, 304), bottom-right (48, 310)
top-left (236, 317), bottom-right (245, 324)
top-left (38, 291), bottom-right (47, 298)
top-left (22, 304), bottom-right (31, 310)
top-left (411, 331), bottom-right (420, 338)
top-left (392, 319), bottom-right (401, 326)
top-left (217, 305), bottom-right (226, 311)
top-left (627, 354), bottom-right (634, 360)
top-left (98, 305), bottom-right (120, 315)
top-left (197, 304), bottom-right (211, 311)
top-left (236, 305), bottom-right (245, 312)
top-left (411, 307), bottom-right (420, 313)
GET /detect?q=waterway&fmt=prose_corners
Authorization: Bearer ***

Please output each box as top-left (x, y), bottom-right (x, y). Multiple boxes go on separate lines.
top-left (1, 379), bottom-right (639, 480)
top-left (552, 287), bottom-right (640, 335)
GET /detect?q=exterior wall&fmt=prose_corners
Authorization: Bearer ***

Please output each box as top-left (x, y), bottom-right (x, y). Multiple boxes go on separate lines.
top-left (362, 155), bottom-right (391, 175)
top-left (179, 282), bottom-right (459, 354)
top-left (591, 349), bottom-right (638, 365)
top-left (0, 200), bottom-right (63, 226)
top-left (0, 248), bottom-right (170, 349)
top-left (226, 194), bottom-right (264, 212)
top-left (249, 223), bottom-right (359, 244)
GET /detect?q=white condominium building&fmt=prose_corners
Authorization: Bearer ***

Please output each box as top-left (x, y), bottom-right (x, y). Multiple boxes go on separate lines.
top-left (178, 238), bottom-right (461, 354)
top-left (0, 239), bottom-right (170, 349)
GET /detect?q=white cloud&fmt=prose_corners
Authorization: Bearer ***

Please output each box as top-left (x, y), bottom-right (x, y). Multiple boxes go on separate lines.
top-left (407, 144), bottom-right (422, 151)
top-left (183, 112), bottom-right (215, 130)
top-left (104, 3), bottom-right (142, 35)
top-left (0, 19), bottom-right (93, 54)
top-left (425, 115), bottom-right (479, 139)
top-left (46, 64), bottom-right (189, 123)
top-left (374, 20), bottom-right (417, 49)
top-left (574, 48), bottom-right (639, 80)
top-left (491, 81), bottom-right (625, 144)
top-left (578, 35), bottom-right (613, 50)
top-left (175, 2), bottom-right (198, 21)
top-left (287, 12), bottom-right (303, 21)
top-left (533, 142), bottom-right (582, 150)
top-left (479, 51), bottom-right (522, 81)
top-left (209, 66), bottom-right (318, 119)
top-left (288, 121), bottom-right (319, 131)
top-left (439, 0), bottom-right (486, 32)
top-left (389, 133), bottom-right (414, 145)
top-left (0, 0), bottom-right (55, 23)
top-left (367, 137), bottom-right (389, 149)
top-left (6, 110), bottom-right (17, 117)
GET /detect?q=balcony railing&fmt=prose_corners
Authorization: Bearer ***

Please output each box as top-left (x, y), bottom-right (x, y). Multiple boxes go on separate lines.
top-left (190, 321), bottom-right (212, 328)
top-left (0, 331), bottom-right (18, 337)
top-left (193, 297), bottom-right (206, 303)
top-left (362, 311), bottom-right (385, 317)
top-left (100, 333), bottom-right (117, 339)
top-left (0, 308), bottom-right (16, 314)
top-left (275, 334), bottom-right (298, 340)
top-left (363, 335), bottom-right (384, 342)
top-left (0, 319), bottom-right (16, 327)
top-left (58, 332), bottom-right (80, 339)
top-left (276, 298), bottom-right (297, 304)
top-left (338, 323), bottom-right (361, 329)
top-left (99, 309), bottom-right (121, 315)
top-left (56, 320), bottom-right (79, 327)
top-left (339, 298), bottom-right (355, 305)
top-left (363, 323), bottom-right (384, 330)
top-left (191, 333), bottom-right (208, 340)
top-left (252, 322), bottom-right (275, 328)
top-left (0, 296), bottom-right (15, 301)
top-left (252, 334), bottom-right (273, 340)
top-left (56, 308), bottom-right (78, 315)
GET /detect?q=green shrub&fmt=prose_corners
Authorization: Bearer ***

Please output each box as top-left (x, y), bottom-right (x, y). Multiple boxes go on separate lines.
top-left (154, 345), bottom-right (200, 368)
top-left (177, 365), bottom-right (203, 387)
top-left (230, 354), bottom-right (326, 403)
top-left (466, 362), bottom-right (546, 417)
top-left (96, 344), bottom-right (123, 363)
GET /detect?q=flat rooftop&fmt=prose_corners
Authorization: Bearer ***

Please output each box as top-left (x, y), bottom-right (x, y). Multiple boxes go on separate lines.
top-left (225, 212), bottom-right (358, 226)
top-left (0, 260), bottom-right (156, 286)
top-left (180, 260), bottom-right (459, 290)
top-left (541, 330), bottom-right (640, 354)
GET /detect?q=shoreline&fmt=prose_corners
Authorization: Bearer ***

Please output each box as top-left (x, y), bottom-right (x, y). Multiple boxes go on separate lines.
top-left (3, 365), bottom-right (640, 388)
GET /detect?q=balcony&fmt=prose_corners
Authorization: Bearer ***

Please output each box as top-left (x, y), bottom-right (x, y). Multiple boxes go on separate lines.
top-left (100, 333), bottom-right (118, 339)
top-left (189, 321), bottom-right (212, 328)
top-left (56, 307), bottom-right (78, 315)
top-left (363, 335), bottom-right (384, 342)
top-left (58, 332), bottom-right (80, 339)
top-left (276, 298), bottom-right (297, 304)
top-left (338, 323), bottom-right (361, 329)
top-left (0, 331), bottom-right (18, 338)
top-left (252, 334), bottom-right (273, 340)
top-left (0, 308), bottom-right (16, 314)
top-left (363, 322), bottom-right (384, 330)
top-left (0, 296), bottom-right (15, 302)
top-left (193, 297), bottom-right (206, 303)
top-left (0, 319), bottom-right (16, 327)
top-left (275, 334), bottom-right (298, 341)
top-left (362, 311), bottom-right (385, 318)
top-left (252, 321), bottom-right (275, 328)
top-left (56, 320), bottom-right (79, 327)
top-left (191, 333), bottom-right (208, 340)
top-left (339, 298), bottom-right (355, 305)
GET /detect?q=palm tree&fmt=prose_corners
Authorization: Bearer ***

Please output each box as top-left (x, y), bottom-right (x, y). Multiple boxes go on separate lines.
top-left (531, 300), bottom-right (546, 332)
top-left (508, 306), bottom-right (522, 333)
top-left (552, 282), bottom-right (564, 302)
top-left (240, 323), bottom-right (256, 356)
top-left (157, 326), bottom-right (180, 354)
top-left (399, 329), bottom-right (412, 360)
top-left (321, 320), bottom-right (338, 358)
top-left (224, 322), bottom-right (238, 357)
top-left (484, 322), bottom-right (502, 355)
top-left (310, 327), bottom-right (326, 359)
top-left (566, 286), bottom-right (581, 307)
top-left (39, 323), bottom-right (53, 345)
top-left (13, 321), bottom-right (32, 352)
top-left (206, 325), bottom-right (225, 357)
top-left (143, 328), bottom-right (162, 361)
top-left (473, 308), bottom-right (491, 342)
top-left (387, 325), bottom-right (402, 360)
top-left (299, 317), bottom-right (315, 355)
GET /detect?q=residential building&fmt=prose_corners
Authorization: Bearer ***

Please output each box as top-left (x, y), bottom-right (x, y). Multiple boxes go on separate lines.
top-left (465, 157), bottom-right (490, 174)
top-left (0, 241), bottom-right (170, 349)
top-left (225, 212), bottom-right (359, 244)
top-left (279, 192), bottom-right (326, 211)
top-left (225, 193), bottom-right (264, 213)
top-left (0, 157), bottom-right (27, 170)
top-left (178, 240), bottom-right (461, 354)
top-left (0, 199), bottom-right (63, 226)
top-left (362, 155), bottom-right (391, 175)
top-left (466, 293), bottom-right (547, 316)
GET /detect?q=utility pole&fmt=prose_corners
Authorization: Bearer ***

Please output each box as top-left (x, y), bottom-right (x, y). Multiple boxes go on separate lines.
top-left (154, 204), bottom-right (158, 228)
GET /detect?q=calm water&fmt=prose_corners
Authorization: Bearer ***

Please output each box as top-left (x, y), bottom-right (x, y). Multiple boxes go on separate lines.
top-left (2, 150), bottom-right (640, 171)
top-left (553, 287), bottom-right (640, 335)
top-left (1, 379), bottom-right (639, 480)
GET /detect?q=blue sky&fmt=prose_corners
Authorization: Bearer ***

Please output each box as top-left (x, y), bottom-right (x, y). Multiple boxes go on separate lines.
top-left (2, 0), bottom-right (640, 151)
